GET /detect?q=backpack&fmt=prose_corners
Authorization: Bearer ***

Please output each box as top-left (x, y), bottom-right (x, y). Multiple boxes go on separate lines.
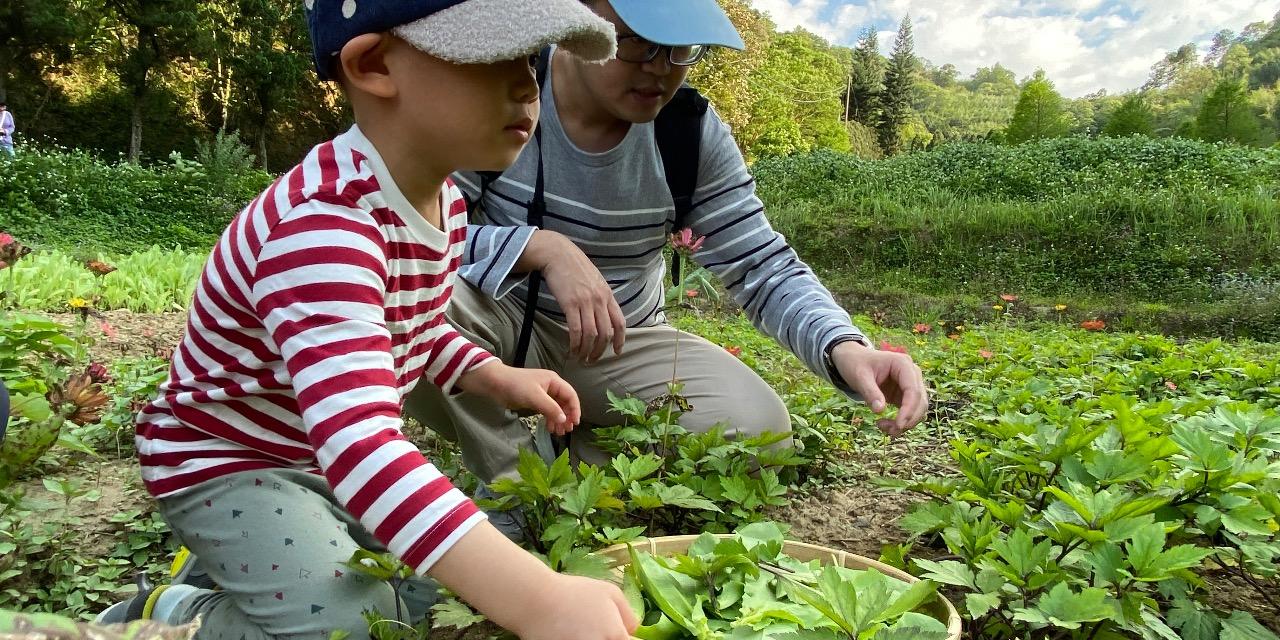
top-left (474, 46), bottom-right (710, 367)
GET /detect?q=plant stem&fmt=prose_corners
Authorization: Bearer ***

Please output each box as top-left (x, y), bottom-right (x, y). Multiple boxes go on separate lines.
top-left (1237, 558), bottom-right (1279, 609)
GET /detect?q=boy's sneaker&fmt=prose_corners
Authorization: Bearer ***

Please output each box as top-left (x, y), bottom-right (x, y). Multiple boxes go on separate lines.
top-left (95, 575), bottom-right (198, 624)
top-left (168, 546), bottom-right (217, 590)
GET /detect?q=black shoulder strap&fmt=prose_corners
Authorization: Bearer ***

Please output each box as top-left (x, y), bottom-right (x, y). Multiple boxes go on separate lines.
top-left (655, 85), bottom-right (710, 287)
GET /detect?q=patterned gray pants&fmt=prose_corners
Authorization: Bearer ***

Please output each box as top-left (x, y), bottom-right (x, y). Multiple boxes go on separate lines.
top-left (158, 468), bottom-right (438, 640)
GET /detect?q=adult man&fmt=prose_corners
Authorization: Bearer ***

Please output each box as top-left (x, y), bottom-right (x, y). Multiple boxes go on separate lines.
top-left (0, 103), bottom-right (14, 156)
top-left (406, 0), bottom-right (928, 501)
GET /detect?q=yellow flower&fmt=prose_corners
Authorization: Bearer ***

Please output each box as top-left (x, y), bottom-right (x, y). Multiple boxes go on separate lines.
top-left (992, 305), bottom-right (1004, 311)
top-left (68, 297), bottom-right (89, 309)
top-left (1055, 304), bottom-right (1068, 312)
top-left (955, 325), bottom-right (965, 331)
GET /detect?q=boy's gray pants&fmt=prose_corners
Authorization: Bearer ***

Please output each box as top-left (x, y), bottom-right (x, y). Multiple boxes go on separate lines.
top-left (403, 281), bottom-right (793, 483)
top-left (158, 469), bottom-right (439, 640)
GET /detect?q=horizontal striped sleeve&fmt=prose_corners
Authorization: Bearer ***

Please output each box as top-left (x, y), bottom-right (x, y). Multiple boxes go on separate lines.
top-left (248, 207), bottom-right (477, 570)
top-left (459, 224), bottom-right (536, 299)
top-left (685, 109), bottom-right (872, 395)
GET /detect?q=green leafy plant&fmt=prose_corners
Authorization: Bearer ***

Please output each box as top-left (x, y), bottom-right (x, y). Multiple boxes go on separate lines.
top-left (622, 522), bottom-right (950, 640)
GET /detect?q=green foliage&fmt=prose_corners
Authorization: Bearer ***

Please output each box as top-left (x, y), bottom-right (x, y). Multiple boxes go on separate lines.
top-left (741, 29), bottom-right (851, 160)
top-left (0, 146), bottom-right (268, 253)
top-left (1196, 78), bottom-right (1265, 146)
top-left (844, 27), bottom-right (884, 130)
top-left (1103, 95), bottom-right (1156, 137)
top-left (622, 523), bottom-right (949, 639)
top-left (4, 247), bottom-right (206, 313)
top-left (1005, 71), bottom-right (1071, 143)
top-left (485, 387), bottom-right (805, 566)
top-left (876, 324), bottom-right (1280, 639)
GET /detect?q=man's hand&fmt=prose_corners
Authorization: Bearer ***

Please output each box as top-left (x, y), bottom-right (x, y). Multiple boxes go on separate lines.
top-left (831, 341), bottom-right (929, 437)
top-left (457, 362), bottom-right (581, 435)
top-left (520, 230), bottom-right (625, 363)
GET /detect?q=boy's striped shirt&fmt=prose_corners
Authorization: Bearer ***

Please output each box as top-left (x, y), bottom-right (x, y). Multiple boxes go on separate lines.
top-left (136, 126), bottom-right (493, 572)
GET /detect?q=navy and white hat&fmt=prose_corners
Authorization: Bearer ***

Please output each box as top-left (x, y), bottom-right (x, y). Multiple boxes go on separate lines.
top-left (306, 0), bottom-right (617, 81)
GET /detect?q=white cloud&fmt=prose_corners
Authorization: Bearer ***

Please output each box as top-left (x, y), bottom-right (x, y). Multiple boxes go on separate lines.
top-left (746, 0), bottom-right (1278, 97)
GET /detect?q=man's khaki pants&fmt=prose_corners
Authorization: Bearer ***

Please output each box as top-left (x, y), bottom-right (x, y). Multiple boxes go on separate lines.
top-left (403, 281), bottom-right (792, 482)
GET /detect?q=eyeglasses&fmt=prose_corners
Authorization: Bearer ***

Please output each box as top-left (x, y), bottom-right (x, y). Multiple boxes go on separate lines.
top-left (615, 36), bottom-right (708, 66)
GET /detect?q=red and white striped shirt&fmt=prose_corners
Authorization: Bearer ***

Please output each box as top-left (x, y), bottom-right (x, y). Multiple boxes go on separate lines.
top-left (137, 126), bottom-right (493, 572)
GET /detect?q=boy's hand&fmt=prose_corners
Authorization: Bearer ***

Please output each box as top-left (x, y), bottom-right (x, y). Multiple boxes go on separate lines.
top-left (457, 363), bottom-right (581, 435)
top-left (512, 573), bottom-right (638, 640)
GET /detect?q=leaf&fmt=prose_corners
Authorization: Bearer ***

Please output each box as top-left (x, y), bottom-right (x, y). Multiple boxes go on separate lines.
top-left (873, 578), bottom-right (939, 624)
top-left (430, 599), bottom-right (485, 630)
top-left (1168, 599), bottom-right (1221, 640)
top-left (628, 546), bottom-right (698, 633)
top-left (1012, 583), bottom-right (1117, 630)
top-left (912, 558), bottom-right (976, 589)
top-left (966, 592), bottom-right (1002, 619)
top-left (654, 483), bottom-right (722, 512)
top-left (1220, 611), bottom-right (1280, 640)
top-left (772, 568), bottom-right (853, 636)
top-left (874, 612), bottom-right (950, 640)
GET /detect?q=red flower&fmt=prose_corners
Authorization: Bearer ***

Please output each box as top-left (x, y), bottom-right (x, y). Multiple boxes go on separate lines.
top-left (912, 323), bottom-right (932, 334)
top-left (0, 233), bottom-right (12, 247)
top-left (0, 233), bottom-right (31, 267)
top-left (1000, 294), bottom-right (1018, 302)
top-left (979, 350), bottom-right (995, 360)
top-left (725, 345), bottom-right (742, 357)
top-left (87, 362), bottom-right (111, 384)
top-left (1080, 319), bottom-right (1106, 331)
top-left (669, 228), bottom-right (705, 253)
top-left (685, 289), bottom-right (699, 298)
top-left (879, 341), bottom-right (908, 354)
top-left (1164, 380), bottom-right (1178, 391)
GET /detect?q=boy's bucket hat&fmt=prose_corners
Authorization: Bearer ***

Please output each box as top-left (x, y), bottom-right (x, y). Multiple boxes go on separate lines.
top-left (307, 0), bottom-right (617, 80)
top-left (606, 0), bottom-right (745, 50)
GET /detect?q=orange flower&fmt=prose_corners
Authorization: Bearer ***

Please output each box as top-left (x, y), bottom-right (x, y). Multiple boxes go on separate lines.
top-left (947, 334), bottom-right (961, 340)
top-left (979, 350), bottom-right (995, 359)
top-left (879, 341), bottom-right (908, 354)
top-left (1080, 319), bottom-right (1106, 331)
top-left (725, 345), bottom-right (742, 357)
top-left (912, 323), bottom-right (932, 334)
top-left (85, 259), bottom-right (117, 276)
top-left (47, 373), bottom-right (110, 426)
top-left (685, 289), bottom-right (699, 298)
top-left (1000, 294), bottom-right (1018, 302)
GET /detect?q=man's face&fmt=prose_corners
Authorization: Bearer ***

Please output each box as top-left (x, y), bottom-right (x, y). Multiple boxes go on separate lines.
top-left (573, 1), bottom-right (692, 124)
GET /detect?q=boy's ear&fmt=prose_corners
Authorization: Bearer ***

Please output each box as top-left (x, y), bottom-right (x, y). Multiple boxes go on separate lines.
top-left (338, 33), bottom-right (397, 99)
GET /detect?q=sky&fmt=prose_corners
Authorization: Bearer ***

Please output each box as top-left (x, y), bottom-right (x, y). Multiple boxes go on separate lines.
top-left (746, 0), bottom-right (1279, 97)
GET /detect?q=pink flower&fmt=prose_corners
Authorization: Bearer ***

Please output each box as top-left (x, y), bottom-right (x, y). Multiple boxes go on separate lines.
top-left (912, 323), bottom-right (932, 334)
top-left (879, 341), bottom-right (908, 354)
top-left (979, 350), bottom-right (995, 360)
top-left (0, 233), bottom-right (12, 247)
top-left (685, 289), bottom-right (699, 298)
top-left (1165, 380), bottom-right (1178, 391)
top-left (0, 261), bottom-right (7, 270)
top-left (670, 228), bottom-right (705, 253)
top-left (725, 345), bottom-right (742, 357)
top-left (97, 321), bottom-right (118, 339)
top-left (1000, 294), bottom-right (1018, 302)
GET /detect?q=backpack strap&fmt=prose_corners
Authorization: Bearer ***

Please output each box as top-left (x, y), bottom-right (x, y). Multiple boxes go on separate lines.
top-left (655, 85), bottom-right (709, 287)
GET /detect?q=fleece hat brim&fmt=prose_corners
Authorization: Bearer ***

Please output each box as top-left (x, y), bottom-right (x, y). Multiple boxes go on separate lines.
top-left (392, 0), bottom-right (616, 65)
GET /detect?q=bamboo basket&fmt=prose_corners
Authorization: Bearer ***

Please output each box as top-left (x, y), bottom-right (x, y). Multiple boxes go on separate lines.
top-left (596, 536), bottom-right (962, 640)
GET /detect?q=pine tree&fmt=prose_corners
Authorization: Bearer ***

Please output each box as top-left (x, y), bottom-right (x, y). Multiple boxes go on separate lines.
top-left (1005, 70), bottom-right (1070, 143)
top-left (844, 27), bottom-right (884, 128)
top-left (1102, 95), bottom-right (1155, 137)
top-left (877, 16), bottom-right (917, 155)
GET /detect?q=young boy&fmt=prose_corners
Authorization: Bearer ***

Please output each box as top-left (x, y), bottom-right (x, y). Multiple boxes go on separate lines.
top-left (97, 2), bottom-right (637, 639)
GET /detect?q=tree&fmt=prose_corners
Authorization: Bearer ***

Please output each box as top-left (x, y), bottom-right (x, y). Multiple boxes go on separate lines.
top-left (1204, 30), bottom-right (1236, 67)
top-left (1194, 78), bottom-right (1263, 145)
top-left (230, 0), bottom-right (312, 171)
top-left (1103, 95), bottom-right (1155, 137)
top-left (844, 27), bottom-right (884, 128)
top-left (741, 29), bottom-right (850, 159)
top-left (1143, 44), bottom-right (1198, 91)
top-left (688, 0), bottom-right (773, 145)
top-left (877, 16), bottom-right (917, 155)
top-left (1004, 70), bottom-right (1070, 143)
top-left (0, 0), bottom-right (94, 102)
top-left (966, 64), bottom-right (1018, 95)
top-left (105, 0), bottom-right (209, 161)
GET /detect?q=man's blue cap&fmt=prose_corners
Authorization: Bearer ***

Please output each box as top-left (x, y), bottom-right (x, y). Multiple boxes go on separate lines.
top-left (305, 0), bottom-right (616, 81)
top-left (607, 0), bottom-right (746, 50)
